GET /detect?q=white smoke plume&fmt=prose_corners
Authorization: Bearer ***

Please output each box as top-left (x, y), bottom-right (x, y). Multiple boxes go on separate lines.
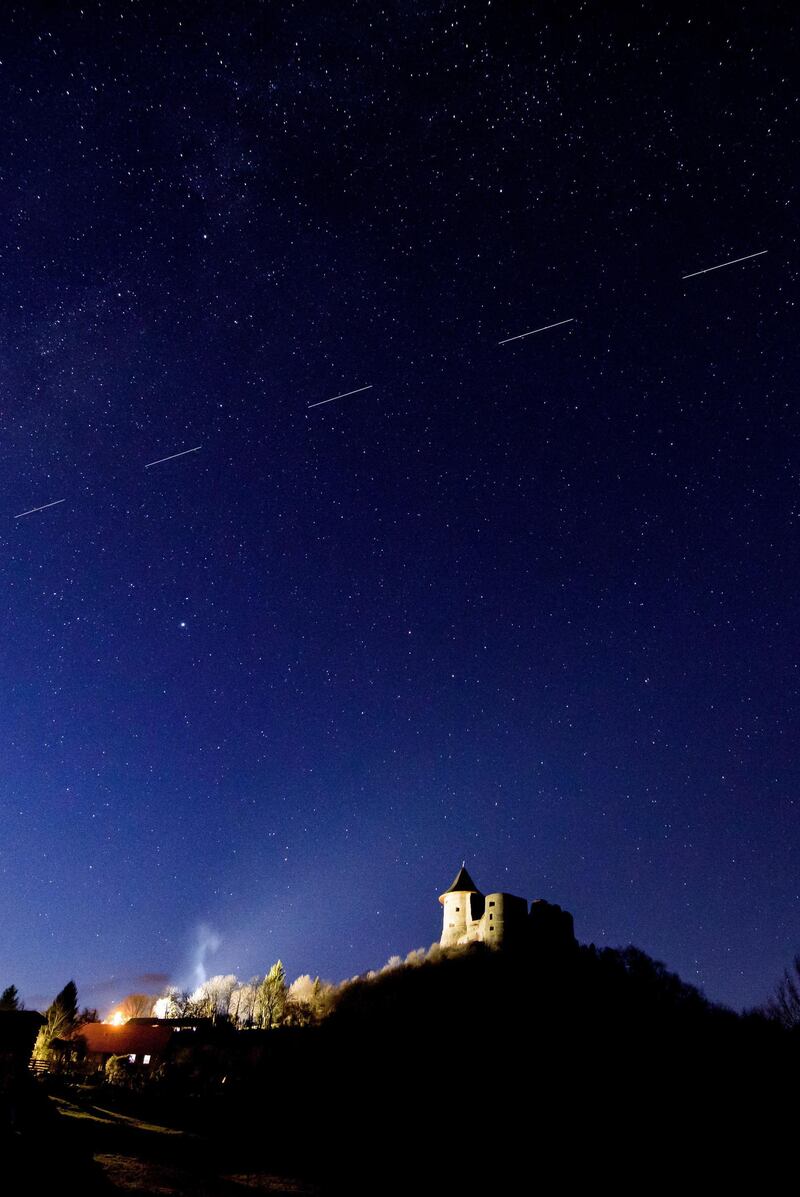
top-left (191, 923), bottom-right (222, 990)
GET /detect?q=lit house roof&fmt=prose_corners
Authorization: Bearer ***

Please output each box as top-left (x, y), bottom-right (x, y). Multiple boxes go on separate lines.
top-left (74, 1022), bottom-right (172, 1057)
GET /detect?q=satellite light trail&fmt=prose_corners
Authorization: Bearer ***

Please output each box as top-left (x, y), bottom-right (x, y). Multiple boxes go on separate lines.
top-left (15, 498), bottom-right (65, 519)
top-left (498, 318), bottom-right (575, 345)
top-left (308, 385), bottom-right (373, 409)
top-left (144, 445), bottom-right (202, 469)
top-left (681, 250), bottom-right (767, 280)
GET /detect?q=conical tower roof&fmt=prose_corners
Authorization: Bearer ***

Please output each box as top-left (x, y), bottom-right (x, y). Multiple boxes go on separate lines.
top-left (438, 863), bottom-right (481, 904)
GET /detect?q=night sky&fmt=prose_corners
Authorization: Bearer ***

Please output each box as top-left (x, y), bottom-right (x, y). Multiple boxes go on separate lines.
top-left (2, 3), bottom-right (798, 1013)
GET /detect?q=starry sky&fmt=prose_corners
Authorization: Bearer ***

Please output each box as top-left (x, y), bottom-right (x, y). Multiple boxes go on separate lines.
top-left (1, 2), bottom-right (798, 1012)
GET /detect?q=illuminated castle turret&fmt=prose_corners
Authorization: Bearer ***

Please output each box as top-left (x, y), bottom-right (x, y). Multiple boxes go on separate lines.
top-left (439, 864), bottom-right (575, 952)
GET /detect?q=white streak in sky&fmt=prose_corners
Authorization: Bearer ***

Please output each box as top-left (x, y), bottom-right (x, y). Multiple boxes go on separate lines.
top-left (308, 385), bottom-right (373, 409)
top-left (681, 250), bottom-right (767, 280)
top-left (145, 445), bottom-right (202, 469)
top-left (14, 498), bottom-right (65, 519)
top-left (191, 923), bottom-right (222, 990)
top-left (498, 318), bottom-right (575, 345)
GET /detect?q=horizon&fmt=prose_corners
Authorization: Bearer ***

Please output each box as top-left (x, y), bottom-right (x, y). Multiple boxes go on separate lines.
top-left (14, 863), bottom-right (782, 1015)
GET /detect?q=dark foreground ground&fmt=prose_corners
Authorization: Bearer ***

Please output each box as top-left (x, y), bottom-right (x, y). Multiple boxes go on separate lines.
top-left (4, 1079), bottom-right (320, 1197)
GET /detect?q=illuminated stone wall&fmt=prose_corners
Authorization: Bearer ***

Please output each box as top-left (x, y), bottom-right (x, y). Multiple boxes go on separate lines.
top-left (439, 884), bottom-right (574, 953)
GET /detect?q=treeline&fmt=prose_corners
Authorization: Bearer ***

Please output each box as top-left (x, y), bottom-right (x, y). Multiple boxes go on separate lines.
top-left (151, 961), bottom-right (336, 1027)
top-left (151, 944), bottom-right (456, 1027)
top-left (44, 946), bottom-right (457, 1033)
top-left (11, 939), bottom-right (800, 1049)
top-left (12, 945), bottom-right (449, 1063)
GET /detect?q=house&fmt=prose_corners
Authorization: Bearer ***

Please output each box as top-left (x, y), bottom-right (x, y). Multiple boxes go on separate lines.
top-left (74, 1021), bottom-right (173, 1074)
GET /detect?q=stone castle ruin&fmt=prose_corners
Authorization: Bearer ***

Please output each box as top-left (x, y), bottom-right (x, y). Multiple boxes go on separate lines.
top-left (439, 864), bottom-right (575, 952)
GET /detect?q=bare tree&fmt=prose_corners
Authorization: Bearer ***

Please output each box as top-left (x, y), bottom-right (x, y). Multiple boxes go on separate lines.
top-left (155, 987), bottom-right (194, 1018)
top-left (194, 974), bottom-right (238, 1020)
top-left (764, 954), bottom-right (800, 1029)
top-left (118, 993), bottom-right (155, 1020)
top-left (230, 977), bottom-right (260, 1026)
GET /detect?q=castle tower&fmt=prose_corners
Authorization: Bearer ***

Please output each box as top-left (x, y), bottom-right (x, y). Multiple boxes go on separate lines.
top-left (439, 863), bottom-right (482, 948)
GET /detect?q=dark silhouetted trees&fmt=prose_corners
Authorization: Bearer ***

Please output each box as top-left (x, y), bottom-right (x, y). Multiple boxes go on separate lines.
top-left (763, 953), bottom-right (800, 1028)
top-left (0, 984), bottom-right (21, 1011)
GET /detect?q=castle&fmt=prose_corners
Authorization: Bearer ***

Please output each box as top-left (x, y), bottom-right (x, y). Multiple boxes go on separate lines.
top-left (439, 864), bottom-right (575, 952)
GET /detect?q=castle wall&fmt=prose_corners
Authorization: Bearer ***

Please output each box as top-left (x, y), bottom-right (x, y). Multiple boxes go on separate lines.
top-left (440, 891), bottom-right (470, 948)
top-left (478, 892), bottom-right (528, 948)
top-left (439, 873), bottom-right (576, 953)
top-left (528, 899), bottom-right (577, 952)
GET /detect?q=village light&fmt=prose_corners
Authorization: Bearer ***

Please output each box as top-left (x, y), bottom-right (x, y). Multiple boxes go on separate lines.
top-left (108, 1010), bottom-right (125, 1026)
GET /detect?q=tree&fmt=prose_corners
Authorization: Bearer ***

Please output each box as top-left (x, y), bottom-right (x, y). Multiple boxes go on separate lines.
top-left (310, 976), bottom-right (335, 1020)
top-left (154, 986), bottom-right (186, 1018)
top-left (256, 960), bottom-right (287, 1029)
top-left (105, 1054), bottom-right (137, 1088)
top-left (285, 974), bottom-right (315, 1026)
top-left (230, 977), bottom-right (260, 1026)
top-left (155, 986), bottom-right (202, 1018)
top-left (0, 984), bottom-right (21, 1011)
top-left (285, 974), bottom-right (334, 1025)
top-left (118, 993), bottom-right (155, 1020)
top-left (764, 954), bottom-right (800, 1029)
top-left (46, 981), bottom-right (78, 1037)
top-left (194, 974), bottom-right (237, 1021)
top-left (33, 980), bottom-right (80, 1060)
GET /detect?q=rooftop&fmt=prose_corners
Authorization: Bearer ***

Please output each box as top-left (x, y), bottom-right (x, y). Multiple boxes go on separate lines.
top-left (73, 1021), bottom-right (173, 1057)
top-left (439, 864), bottom-right (481, 903)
